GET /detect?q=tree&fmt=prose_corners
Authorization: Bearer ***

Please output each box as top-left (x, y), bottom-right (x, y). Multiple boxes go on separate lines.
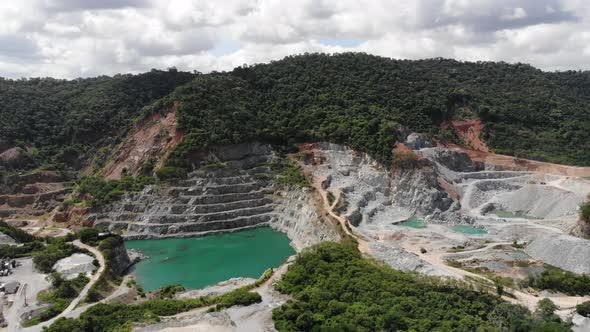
top-left (77, 228), bottom-right (99, 244)
top-left (536, 298), bottom-right (558, 321)
top-left (576, 301), bottom-right (590, 317)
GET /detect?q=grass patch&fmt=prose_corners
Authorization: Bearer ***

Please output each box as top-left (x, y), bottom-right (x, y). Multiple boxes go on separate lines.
top-left (270, 158), bottom-right (309, 188)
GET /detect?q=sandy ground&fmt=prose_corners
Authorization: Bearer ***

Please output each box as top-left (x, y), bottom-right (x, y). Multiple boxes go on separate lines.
top-left (18, 240), bottom-right (106, 332)
top-left (2, 258), bottom-right (51, 332)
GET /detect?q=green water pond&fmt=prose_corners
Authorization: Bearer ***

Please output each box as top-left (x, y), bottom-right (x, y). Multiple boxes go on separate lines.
top-left (451, 225), bottom-right (488, 234)
top-left (125, 227), bottom-right (295, 291)
top-left (395, 216), bottom-right (427, 229)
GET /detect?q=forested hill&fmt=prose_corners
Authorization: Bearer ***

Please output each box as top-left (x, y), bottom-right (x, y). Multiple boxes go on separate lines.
top-left (0, 69), bottom-right (195, 169)
top-left (162, 53), bottom-right (590, 168)
top-left (2, 53), bottom-right (590, 173)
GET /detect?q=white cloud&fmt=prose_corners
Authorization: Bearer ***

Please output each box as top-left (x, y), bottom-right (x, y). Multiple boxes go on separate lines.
top-left (502, 7), bottom-right (528, 20)
top-left (0, 0), bottom-right (587, 78)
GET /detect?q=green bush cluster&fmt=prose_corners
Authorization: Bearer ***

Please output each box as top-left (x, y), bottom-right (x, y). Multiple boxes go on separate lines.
top-left (270, 159), bottom-right (309, 187)
top-left (74, 175), bottom-right (155, 207)
top-left (23, 273), bottom-right (89, 326)
top-left (32, 238), bottom-right (84, 273)
top-left (77, 228), bottom-right (100, 245)
top-left (0, 241), bottom-right (44, 258)
top-left (0, 220), bottom-right (35, 243)
top-left (154, 166), bottom-right (187, 180)
top-left (580, 201), bottom-right (590, 223)
top-left (532, 267), bottom-right (590, 296)
top-left (157, 284), bottom-right (186, 299)
top-left (576, 301), bottom-right (590, 317)
top-left (272, 242), bottom-right (571, 332)
top-left (46, 286), bottom-right (262, 331)
top-left (211, 288), bottom-right (262, 311)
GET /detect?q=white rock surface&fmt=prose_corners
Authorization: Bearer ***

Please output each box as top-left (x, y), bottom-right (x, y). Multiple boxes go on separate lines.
top-left (0, 232), bottom-right (15, 245)
top-left (52, 253), bottom-right (95, 279)
top-left (572, 313), bottom-right (590, 332)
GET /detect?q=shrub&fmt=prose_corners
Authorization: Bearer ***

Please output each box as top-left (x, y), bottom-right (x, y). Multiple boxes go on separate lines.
top-left (74, 175), bottom-right (155, 208)
top-left (155, 166), bottom-right (187, 180)
top-left (33, 240), bottom-right (81, 273)
top-left (531, 267), bottom-right (590, 295)
top-left (213, 288), bottom-right (262, 311)
top-left (581, 201), bottom-right (590, 223)
top-left (77, 228), bottom-right (99, 244)
top-left (0, 220), bottom-right (35, 243)
top-left (158, 284), bottom-right (186, 299)
top-left (270, 159), bottom-right (309, 187)
top-left (576, 301), bottom-right (590, 317)
top-left (536, 298), bottom-right (558, 320)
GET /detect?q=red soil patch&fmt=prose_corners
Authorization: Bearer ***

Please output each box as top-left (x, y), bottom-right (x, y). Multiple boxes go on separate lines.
top-left (297, 143), bottom-right (327, 166)
top-left (442, 119), bottom-right (489, 152)
top-left (446, 144), bottom-right (590, 177)
top-left (103, 102), bottom-right (184, 180)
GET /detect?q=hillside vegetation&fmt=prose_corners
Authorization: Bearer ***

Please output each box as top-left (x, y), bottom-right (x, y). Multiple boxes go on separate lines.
top-left (2, 53), bottom-right (590, 173)
top-left (272, 242), bottom-right (570, 332)
top-left (0, 69), bottom-right (194, 170)
top-left (157, 53), bottom-right (590, 168)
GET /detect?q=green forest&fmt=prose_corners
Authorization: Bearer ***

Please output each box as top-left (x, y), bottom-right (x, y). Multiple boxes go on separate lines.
top-left (2, 53), bottom-right (590, 174)
top-left (0, 69), bottom-right (194, 170)
top-left (272, 242), bottom-right (571, 332)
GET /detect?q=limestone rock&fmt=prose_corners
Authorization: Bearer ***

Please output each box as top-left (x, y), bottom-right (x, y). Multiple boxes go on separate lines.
top-left (53, 253), bottom-right (95, 279)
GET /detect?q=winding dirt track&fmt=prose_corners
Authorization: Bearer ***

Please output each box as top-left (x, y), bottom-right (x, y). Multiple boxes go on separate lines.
top-left (310, 171), bottom-right (590, 315)
top-left (20, 240), bottom-right (106, 332)
top-left (400, 240), bottom-right (590, 313)
top-left (312, 176), bottom-right (371, 255)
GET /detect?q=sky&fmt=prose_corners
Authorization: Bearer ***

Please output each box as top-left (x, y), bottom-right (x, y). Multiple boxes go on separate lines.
top-left (1, 0), bottom-right (589, 78)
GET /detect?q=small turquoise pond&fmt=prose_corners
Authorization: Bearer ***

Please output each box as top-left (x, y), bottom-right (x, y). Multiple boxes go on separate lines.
top-left (451, 225), bottom-right (488, 234)
top-left (125, 227), bottom-right (295, 291)
top-left (395, 216), bottom-right (427, 229)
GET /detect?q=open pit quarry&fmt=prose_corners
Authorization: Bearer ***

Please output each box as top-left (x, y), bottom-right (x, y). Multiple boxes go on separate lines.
top-left (3, 136), bottom-right (590, 331)
top-left (88, 143), bottom-right (341, 251)
top-left (75, 136), bottom-right (590, 328)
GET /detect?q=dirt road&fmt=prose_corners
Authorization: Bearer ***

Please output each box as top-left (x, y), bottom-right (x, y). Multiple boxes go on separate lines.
top-left (19, 240), bottom-right (106, 332)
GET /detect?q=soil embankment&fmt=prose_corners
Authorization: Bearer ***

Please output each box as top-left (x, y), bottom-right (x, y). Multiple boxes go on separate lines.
top-left (101, 104), bottom-right (184, 180)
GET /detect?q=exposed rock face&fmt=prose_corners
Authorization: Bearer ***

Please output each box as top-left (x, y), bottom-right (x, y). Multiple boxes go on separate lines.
top-left (0, 171), bottom-right (74, 219)
top-left (0, 147), bottom-right (30, 168)
top-left (390, 167), bottom-right (455, 216)
top-left (271, 187), bottom-right (340, 251)
top-left (526, 233), bottom-right (590, 274)
top-left (109, 240), bottom-right (133, 275)
top-left (0, 231), bottom-right (15, 245)
top-left (572, 218), bottom-right (590, 239)
top-left (405, 133), bottom-right (432, 150)
top-left (419, 147), bottom-right (478, 173)
top-left (300, 143), bottom-right (456, 226)
top-left (100, 105), bottom-right (183, 180)
top-left (91, 143), bottom-right (339, 250)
